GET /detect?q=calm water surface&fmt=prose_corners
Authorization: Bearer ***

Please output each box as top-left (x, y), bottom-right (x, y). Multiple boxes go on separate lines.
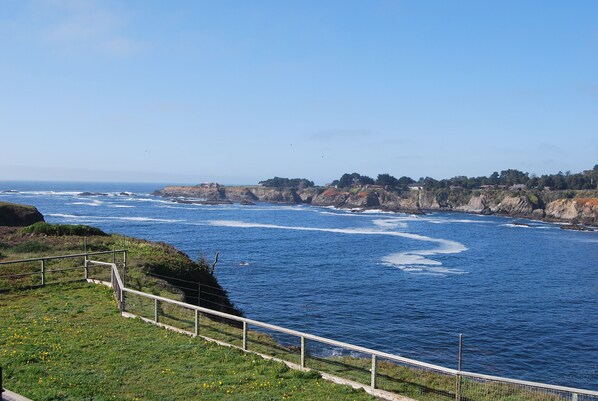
top-left (1, 181), bottom-right (596, 389)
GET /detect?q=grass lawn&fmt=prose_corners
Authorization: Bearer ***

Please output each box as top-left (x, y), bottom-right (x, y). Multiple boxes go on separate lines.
top-left (0, 281), bottom-right (379, 401)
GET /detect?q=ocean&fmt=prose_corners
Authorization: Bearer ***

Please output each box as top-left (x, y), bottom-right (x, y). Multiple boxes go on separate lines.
top-left (1, 180), bottom-right (596, 390)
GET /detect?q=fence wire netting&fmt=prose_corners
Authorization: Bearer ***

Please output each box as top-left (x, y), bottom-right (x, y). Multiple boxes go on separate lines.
top-left (3, 252), bottom-right (598, 401)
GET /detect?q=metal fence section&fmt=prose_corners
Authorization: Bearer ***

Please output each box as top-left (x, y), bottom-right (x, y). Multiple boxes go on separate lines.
top-left (2, 253), bottom-right (598, 401)
top-left (0, 250), bottom-right (126, 291)
top-left (97, 259), bottom-right (598, 401)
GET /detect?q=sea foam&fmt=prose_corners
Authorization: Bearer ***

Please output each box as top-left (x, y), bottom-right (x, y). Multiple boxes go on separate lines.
top-left (209, 219), bottom-right (468, 276)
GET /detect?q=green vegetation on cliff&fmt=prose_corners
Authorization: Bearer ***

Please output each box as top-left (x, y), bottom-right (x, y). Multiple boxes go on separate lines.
top-left (330, 165), bottom-right (598, 191)
top-left (258, 177), bottom-right (315, 189)
top-left (0, 224), bottom-right (240, 316)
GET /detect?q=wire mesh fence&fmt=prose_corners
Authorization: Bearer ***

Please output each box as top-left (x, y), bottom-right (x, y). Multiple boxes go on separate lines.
top-left (3, 252), bottom-right (598, 401)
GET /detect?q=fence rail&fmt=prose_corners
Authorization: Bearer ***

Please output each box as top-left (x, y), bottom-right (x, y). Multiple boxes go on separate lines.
top-left (2, 252), bottom-right (597, 401)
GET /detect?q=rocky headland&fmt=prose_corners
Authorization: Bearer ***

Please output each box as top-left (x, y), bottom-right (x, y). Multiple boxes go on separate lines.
top-left (154, 183), bottom-right (598, 228)
top-left (0, 202), bottom-right (45, 227)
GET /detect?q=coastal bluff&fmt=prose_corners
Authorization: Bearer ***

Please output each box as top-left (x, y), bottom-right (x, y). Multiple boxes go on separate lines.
top-left (0, 202), bottom-right (45, 226)
top-left (154, 183), bottom-right (598, 227)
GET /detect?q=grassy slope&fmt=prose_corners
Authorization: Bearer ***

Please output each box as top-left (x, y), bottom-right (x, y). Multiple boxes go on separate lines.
top-left (0, 282), bottom-right (377, 401)
top-left (0, 226), bottom-right (240, 316)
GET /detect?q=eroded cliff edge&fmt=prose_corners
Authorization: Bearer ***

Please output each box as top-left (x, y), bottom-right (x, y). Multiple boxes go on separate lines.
top-left (154, 184), bottom-right (598, 227)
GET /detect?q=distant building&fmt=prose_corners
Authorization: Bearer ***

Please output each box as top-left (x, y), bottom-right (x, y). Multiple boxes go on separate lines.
top-left (510, 184), bottom-right (526, 191)
top-left (408, 183), bottom-right (424, 191)
top-left (480, 185), bottom-right (495, 189)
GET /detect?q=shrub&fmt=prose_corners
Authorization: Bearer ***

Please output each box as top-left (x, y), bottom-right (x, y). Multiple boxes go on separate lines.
top-left (21, 222), bottom-right (107, 237)
top-left (12, 241), bottom-right (51, 253)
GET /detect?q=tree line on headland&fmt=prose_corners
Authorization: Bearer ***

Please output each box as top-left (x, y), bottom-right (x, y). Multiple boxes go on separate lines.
top-left (259, 165), bottom-right (598, 191)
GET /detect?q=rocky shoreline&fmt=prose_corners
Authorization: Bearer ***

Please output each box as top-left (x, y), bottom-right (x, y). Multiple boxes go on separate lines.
top-left (153, 184), bottom-right (598, 228)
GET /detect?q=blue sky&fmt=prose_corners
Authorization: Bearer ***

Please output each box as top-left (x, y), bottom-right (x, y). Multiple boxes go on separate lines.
top-left (1, 1), bottom-right (597, 184)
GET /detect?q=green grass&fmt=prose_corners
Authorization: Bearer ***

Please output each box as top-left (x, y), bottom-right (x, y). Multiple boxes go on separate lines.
top-left (0, 282), bottom-right (378, 401)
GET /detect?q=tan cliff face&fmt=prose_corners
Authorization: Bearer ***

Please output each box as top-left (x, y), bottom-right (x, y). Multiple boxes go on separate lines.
top-left (491, 196), bottom-right (535, 216)
top-left (153, 185), bottom-right (598, 226)
top-left (545, 198), bottom-right (598, 225)
top-left (456, 195), bottom-right (489, 213)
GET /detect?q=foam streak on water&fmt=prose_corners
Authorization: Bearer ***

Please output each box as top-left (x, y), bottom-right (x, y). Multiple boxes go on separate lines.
top-left (209, 219), bottom-right (468, 275)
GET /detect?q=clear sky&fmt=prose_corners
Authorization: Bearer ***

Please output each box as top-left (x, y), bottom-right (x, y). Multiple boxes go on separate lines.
top-left (1, 1), bottom-right (597, 185)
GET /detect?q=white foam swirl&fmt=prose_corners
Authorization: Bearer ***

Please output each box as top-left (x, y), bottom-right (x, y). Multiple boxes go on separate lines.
top-left (208, 219), bottom-right (468, 276)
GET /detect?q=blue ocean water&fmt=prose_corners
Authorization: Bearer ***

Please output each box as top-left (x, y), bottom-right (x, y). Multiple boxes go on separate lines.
top-left (1, 181), bottom-right (597, 390)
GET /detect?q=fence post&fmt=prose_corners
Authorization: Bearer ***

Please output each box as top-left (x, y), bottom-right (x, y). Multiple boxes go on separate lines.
top-left (242, 322), bottom-right (248, 351)
top-left (113, 250), bottom-right (116, 265)
top-left (371, 354), bottom-right (377, 389)
top-left (123, 250), bottom-right (127, 287)
top-left (84, 255), bottom-right (89, 280)
top-left (154, 299), bottom-right (159, 323)
top-left (41, 259), bottom-right (46, 286)
top-left (300, 336), bottom-right (306, 368)
top-left (456, 334), bottom-right (463, 401)
top-left (120, 287), bottom-right (125, 313)
top-left (194, 310), bottom-right (199, 337)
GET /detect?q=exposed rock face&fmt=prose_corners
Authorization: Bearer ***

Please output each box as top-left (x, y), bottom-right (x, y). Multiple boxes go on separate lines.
top-left (311, 188), bottom-right (350, 207)
top-left (154, 183), bottom-right (226, 200)
top-left (344, 191), bottom-right (380, 208)
top-left (0, 202), bottom-right (45, 226)
top-left (418, 191), bottom-right (442, 209)
top-left (224, 187), bottom-right (259, 202)
top-left (297, 188), bottom-right (319, 203)
top-left (456, 195), bottom-right (489, 213)
top-left (492, 196), bottom-right (534, 216)
top-left (545, 198), bottom-right (598, 225)
top-left (250, 187), bottom-right (301, 203)
top-left (154, 185), bottom-right (301, 204)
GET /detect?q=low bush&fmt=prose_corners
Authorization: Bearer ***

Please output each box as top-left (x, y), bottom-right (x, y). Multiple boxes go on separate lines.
top-left (21, 222), bottom-right (107, 237)
top-left (12, 241), bottom-right (51, 253)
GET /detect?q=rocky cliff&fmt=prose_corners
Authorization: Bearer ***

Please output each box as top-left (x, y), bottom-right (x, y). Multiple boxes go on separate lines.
top-left (0, 202), bottom-right (45, 226)
top-left (154, 184), bottom-right (598, 227)
top-left (154, 184), bottom-right (303, 204)
top-left (545, 198), bottom-right (598, 225)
